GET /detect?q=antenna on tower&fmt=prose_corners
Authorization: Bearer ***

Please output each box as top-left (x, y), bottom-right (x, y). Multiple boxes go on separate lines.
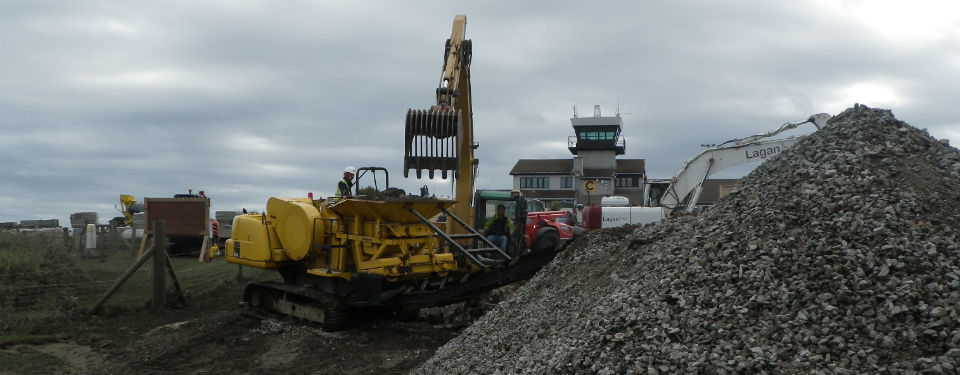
top-left (615, 97), bottom-right (632, 118)
top-left (573, 105), bottom-right (578, 118)
top-left (593, 105), bottom-right (601, 117)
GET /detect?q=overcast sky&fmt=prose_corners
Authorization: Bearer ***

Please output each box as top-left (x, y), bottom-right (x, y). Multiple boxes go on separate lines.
top-left (2, 0), bottom-right (958, 225)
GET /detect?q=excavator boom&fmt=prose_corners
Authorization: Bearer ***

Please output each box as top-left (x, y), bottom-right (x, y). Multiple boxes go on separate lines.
top-left (659, 113), bottom-right (830, 213)
top-left (404, 15), bottom-right (475, 230)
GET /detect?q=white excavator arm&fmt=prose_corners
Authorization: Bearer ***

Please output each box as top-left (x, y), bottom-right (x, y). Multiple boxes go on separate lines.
top-left (659, 113), bottom-right (831, 214)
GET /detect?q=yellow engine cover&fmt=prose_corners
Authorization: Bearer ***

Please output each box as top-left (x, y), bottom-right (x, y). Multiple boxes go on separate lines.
top-left (226, 213), bottom-right (290, 268)
top-left (266, 197), bottom-right (322, 260)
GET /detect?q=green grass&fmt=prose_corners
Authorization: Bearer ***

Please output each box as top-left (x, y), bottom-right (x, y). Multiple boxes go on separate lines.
top-left (0, 231), bottom-right (280, 375)
top-left (69, 250), bottom-right (244, 309)
top-left (1, 232), bottom-right (86, 337)
top-left (0, 347), bottom-right (65, 375)
top-left (0, 231), bottom-right (275, 343)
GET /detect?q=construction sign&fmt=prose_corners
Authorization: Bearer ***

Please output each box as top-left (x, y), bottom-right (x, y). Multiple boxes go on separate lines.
top-left (584, 180), bottom-right (596, 192)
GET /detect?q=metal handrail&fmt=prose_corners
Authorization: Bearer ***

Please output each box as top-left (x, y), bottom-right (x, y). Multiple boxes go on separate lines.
top-left (440, 207), bottom-right (511, 261)
top-left (406, 208), bottom-right (486, 268)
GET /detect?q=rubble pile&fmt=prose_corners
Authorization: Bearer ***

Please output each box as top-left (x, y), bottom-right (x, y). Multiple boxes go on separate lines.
top-left (414, 106), bottom-right (960, 374)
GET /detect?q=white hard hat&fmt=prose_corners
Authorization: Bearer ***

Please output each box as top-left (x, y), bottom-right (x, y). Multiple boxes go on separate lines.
top-left (344, 166), bottom-right (356, 174)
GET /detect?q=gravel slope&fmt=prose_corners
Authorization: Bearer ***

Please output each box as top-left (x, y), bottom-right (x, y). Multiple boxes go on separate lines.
top-left (413, 105), bottom-right (960, 375)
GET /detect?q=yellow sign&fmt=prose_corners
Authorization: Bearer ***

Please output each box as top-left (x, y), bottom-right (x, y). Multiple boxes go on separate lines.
top-left (584, 180), bottom-right (596, 192)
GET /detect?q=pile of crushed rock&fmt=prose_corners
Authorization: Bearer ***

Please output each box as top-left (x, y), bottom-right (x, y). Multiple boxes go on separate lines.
top-left (413, 105), bottom-right (960, 374)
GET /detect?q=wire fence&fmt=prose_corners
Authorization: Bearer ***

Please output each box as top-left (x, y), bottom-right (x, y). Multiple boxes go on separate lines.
top-left (0, 231), bottom-right (276, 333)
top-left (2, 257), bottom-right (240, 310)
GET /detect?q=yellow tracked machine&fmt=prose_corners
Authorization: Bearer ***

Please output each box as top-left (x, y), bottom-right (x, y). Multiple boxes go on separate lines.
top-left (225, 15), bottom-right (561, 331)
top-left (225, 191), bottom-right (557, 331)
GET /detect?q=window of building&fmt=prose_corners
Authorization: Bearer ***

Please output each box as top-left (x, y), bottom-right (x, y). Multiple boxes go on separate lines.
top-left (561, 176), bottom-right (572, 189)
top-left (578, 131), bottom-right (617, 140)
top-left (520, 177), bottom-right (550, 189)
top-left (615, 176), bottom-right (638, 188)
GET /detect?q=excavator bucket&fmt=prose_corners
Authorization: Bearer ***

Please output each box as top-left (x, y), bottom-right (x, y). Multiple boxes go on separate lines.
top-left (404, 108), bottom-right (461, 179)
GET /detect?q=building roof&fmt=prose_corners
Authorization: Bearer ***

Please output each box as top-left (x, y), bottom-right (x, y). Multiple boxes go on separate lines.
top-left (570, 115), bottom-right (623, 127)
top-left (615, 159), bottom-right (645, 173)
top-left (510, 158), bottom-right (645, 175)
top-left (510, 159), bottom-right (573, 175)
top-left (698, 178), bottom-right (738, 204)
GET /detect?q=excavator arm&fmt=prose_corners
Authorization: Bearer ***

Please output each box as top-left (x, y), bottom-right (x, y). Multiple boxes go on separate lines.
top-left (659, 113), bottom-right (830, 214)
top-left (437, 16), bottom-right (471, 108)
top-left (115, 194), bottom-right (142, 226)
top-left (404, 15), bottom-right (476, 230)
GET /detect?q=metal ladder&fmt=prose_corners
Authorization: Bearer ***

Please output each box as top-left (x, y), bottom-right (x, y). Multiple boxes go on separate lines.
top-left (407, 207), bottom-right (512, 269)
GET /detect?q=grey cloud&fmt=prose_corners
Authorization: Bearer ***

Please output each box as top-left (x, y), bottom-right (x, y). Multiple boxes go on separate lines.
top-left (1, 0), bottom-right (957, 225)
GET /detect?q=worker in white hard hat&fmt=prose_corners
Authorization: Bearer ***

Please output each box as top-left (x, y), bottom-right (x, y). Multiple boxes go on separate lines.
top-left (336, 166), bottom-right (356, 198)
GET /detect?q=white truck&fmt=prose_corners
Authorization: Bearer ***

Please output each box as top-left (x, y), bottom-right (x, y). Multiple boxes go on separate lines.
top-left (581, 113), bottom-right (831, 231)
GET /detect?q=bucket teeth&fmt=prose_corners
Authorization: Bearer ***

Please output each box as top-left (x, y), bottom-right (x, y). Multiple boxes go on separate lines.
top-left (404, 109), bottom-right (461, 179)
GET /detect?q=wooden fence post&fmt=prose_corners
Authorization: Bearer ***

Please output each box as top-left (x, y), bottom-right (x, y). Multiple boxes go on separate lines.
top-left (153, 220), bottom-right (167, 310)
top-left (164, 252), bottom-right (185, 306)
top-left (87, 244), bottom-right (156, 314)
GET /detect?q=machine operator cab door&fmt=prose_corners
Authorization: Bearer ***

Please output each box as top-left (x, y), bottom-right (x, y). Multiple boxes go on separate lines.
top-left (473, 190), bottom-right (527, 255)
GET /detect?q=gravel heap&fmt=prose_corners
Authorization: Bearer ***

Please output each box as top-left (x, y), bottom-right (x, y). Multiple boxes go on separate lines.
top-left (413, 105), bottom-right (960, 375)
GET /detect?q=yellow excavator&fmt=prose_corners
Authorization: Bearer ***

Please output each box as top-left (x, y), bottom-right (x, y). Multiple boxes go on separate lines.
top-left (224, 15), bottom-right (560, 331)
top-left (110, 194), bottom-right (143, 227)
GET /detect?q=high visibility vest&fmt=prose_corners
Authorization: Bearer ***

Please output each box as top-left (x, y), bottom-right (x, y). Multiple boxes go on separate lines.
top-left (483, 215), bottom-right (514, 235)
top-left (335, 178), bottom-right (352, 197)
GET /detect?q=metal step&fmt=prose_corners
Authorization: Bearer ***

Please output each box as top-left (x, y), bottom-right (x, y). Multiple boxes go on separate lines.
top-left (466, 247), bottom-right (502, 254)
top-left (449, 234), bottom-right (480, 240)
top-left (406, 206), bottom-right (512, 269)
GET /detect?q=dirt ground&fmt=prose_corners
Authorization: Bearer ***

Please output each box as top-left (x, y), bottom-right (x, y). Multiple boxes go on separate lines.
top-left (2, 281), bottom-right (462, 375)
top-left (104, 311), bottom-right (459, 375)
